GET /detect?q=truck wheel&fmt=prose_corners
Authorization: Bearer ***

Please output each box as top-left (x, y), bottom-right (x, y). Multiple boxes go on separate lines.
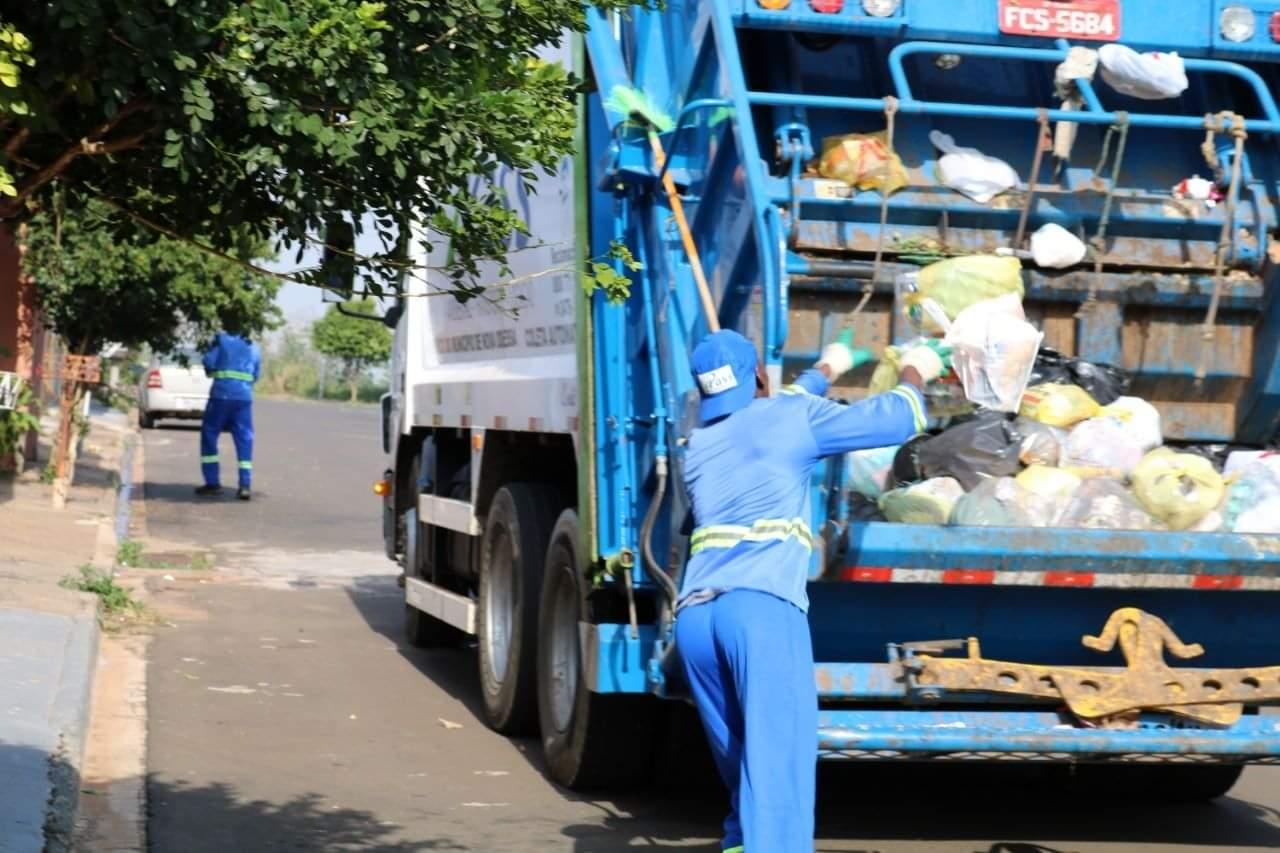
top-left (477, 483), bottom-right (557, 734)
top-left (538, 509), bottom-right (657, 789)
top-left (138, 410), bottom-right (155, 429)
top-left (402, 506), bottom-right (465, 649)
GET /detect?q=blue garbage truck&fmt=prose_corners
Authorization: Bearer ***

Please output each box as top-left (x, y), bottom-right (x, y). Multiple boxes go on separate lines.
top-left (379, 0), bottom-right (1280, 796)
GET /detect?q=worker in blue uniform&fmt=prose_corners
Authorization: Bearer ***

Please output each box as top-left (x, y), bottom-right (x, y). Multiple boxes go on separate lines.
top-left (196, 330), bottom-right (261, 501)
top-left (677, 329), bottom-right (945, 853)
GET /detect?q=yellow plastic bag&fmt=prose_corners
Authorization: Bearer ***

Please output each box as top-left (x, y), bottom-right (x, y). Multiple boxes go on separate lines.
top-left (1131, 448), bottom-right (1226, 531)
top-left (1018, 383), bottom-right (1100, 428)
top-left (1015, 465), bottom-right (1083, 504)
top-left (910, 255), bottom-right (1024, 324)
top-left (818, 132), bottom-right (908, 195)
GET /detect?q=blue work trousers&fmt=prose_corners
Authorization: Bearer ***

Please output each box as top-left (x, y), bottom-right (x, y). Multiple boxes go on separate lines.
top-left (676, 589), bottom-right (818, 853)
top-left (200, 398), bottom-right (253, 488)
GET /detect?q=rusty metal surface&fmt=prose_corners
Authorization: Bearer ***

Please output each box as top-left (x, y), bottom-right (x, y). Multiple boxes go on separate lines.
top-left (909, 608), bottom-right (1280, 728)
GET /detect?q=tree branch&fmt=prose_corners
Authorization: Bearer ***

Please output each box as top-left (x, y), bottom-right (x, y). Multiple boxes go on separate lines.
top-left (4, 127), bottom-right (31, 159)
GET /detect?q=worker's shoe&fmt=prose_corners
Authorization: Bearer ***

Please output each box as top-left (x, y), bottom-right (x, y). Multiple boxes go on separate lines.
top-left (194, 484), bottom-right (223, 497)
top-left (236, 487), bottom-right (252, 501)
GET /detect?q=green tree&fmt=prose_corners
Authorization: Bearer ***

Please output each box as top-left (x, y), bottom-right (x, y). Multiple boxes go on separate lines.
top-left (311, 300), bottom-right (390, 402)
top-left (0, 0), bottom-right (643, 299)
top-left (24, 197), bottom-right (280, 503)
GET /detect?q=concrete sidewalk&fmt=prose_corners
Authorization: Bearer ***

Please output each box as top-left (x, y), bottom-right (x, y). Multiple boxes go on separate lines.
top-left (0, 406), bottom-right (134, 853)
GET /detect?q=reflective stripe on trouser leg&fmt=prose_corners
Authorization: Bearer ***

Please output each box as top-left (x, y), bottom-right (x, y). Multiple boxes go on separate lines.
top-left (676, 590), bottom-right (817, 852)
top-left (199, 400), bottom-right (228, 487)
top-left (228, 400), bottom-right (254, 488)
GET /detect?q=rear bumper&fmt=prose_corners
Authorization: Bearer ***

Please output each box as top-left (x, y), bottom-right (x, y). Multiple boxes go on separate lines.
top-left (818, 709), bottom-right (1280, 763)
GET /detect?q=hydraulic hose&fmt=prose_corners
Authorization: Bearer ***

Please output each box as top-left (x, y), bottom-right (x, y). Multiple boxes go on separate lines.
top-left (640, 455), bottom-right (678, 604)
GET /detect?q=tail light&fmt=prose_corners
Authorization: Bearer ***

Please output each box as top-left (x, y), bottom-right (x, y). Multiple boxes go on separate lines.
top-left (146, 369), bottom-right (162, 389)
top-left (1271, 11), bottom-right (1280, 41)
top-left (811, 0), bottom-right (844, 11)
top-left (758, 0), bottom-right (790, 8)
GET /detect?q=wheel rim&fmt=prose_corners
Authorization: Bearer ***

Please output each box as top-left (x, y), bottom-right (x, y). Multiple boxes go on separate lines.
top-left (548, 557), bottom-right (579, 734)
top-left (483, 525), bottom-right (515, 693)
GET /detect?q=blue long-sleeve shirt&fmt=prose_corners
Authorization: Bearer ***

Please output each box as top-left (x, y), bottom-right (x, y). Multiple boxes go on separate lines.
top-left (202, 332), bottom-right (261, 402)
top-left (679, 369), bottom-right (927, 613)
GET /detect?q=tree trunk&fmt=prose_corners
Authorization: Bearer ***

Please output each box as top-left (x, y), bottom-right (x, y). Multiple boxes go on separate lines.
top-left (50, 378), bottom-right (84, 509)
top-left (348, 378), bottom-right (358, 403)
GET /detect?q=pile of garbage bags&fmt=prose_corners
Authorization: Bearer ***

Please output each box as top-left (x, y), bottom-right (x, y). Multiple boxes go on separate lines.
top-left (844, 257), bottom-right (1278, 534)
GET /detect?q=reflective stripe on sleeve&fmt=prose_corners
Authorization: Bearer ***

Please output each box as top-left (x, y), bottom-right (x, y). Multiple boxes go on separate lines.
top-left (212, 370), bottom-right (255, 382)
top-left (889, 385), bottom-right (927, 433)
top-left (238, 461), bottom-right (253, 469)
top-left (201, 455), bottom-right (219, 463)
top-left (690, 517), bottom-right (814, 556)
top-left (777, 384), bottom-right (807, 396)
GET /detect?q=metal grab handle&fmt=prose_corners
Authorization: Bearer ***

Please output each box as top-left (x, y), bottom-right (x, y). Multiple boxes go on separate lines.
top-left (887, 40), bottom-right (1280, 128)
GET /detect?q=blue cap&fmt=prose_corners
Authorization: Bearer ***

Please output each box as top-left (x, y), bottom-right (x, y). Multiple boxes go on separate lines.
top-left (690, 330), bottom-right (758, 423)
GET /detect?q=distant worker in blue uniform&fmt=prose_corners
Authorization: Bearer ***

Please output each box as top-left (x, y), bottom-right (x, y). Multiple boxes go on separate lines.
top-left (196, 330), bottom-right (261, 501)
top-left (677, 329), bottom-right (945, 852)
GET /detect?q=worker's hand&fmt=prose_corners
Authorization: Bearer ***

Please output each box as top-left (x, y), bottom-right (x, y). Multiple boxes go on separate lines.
top-left (899, 342), bottom-right (950, 384)
top-left (818, 329), bottom-right (875, 381)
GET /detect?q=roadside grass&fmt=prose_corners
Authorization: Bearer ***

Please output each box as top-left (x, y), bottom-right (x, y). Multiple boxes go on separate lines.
top-left (116, 538), bottom-right (213, 572)
top-left (60, 565), bottom-right (149, 631)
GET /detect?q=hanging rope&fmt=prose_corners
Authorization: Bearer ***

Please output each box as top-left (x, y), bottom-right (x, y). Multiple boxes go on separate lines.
top-left (850, 95), bottom-right (899, 319)
top-left (1197, 113), bottom-right (1248, 384)
top-left (1014, 109), bottom-right (1052, 250)
top-left (1079, 112), bottom-right (1129, 317)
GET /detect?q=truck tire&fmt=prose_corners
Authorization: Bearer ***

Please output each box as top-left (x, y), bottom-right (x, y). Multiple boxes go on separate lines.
top-left (402, 506), bottom-right (465, 649)
top-left (477, 483), bottom-right (558, 734)
top-left (138, 410), bottom-right (155, 429)
top-left (537, 509), bottom-right (657, 789)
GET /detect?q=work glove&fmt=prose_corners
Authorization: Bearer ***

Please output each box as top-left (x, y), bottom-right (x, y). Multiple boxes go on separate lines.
top-left (900, 341), bottom-right (951, 384)
top-left (819, 329), bottom-right (875, 380)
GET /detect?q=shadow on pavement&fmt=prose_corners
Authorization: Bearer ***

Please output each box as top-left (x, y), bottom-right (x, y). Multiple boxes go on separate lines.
top-left (147, 778), bottom-right (465, 852)
top-left (0, 743), bottom-right (78, 853)
top-left (143, 480), bottom-right (270, 506)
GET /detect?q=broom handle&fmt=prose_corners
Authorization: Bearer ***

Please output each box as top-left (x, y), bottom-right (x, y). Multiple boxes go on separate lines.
top-left (647, 133), bottom-right (720, 332)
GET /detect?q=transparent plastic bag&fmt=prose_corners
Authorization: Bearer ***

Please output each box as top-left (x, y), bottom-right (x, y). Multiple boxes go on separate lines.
top-left (1099, 397), bottom-right (1162, 453)
top-left (870, 339), bottom-right (975, 419)
top-left (950, 477), bottom-right (1055, 528)
top-left (1019, 382), bottom-right (1100, 428)
top-left (1015, 417), bottom-right (1067, 466)
top-left (1055, 478), bottom-right (1157, 530)
top-left (1130, 448), bottom-right (1225, 531)
top-left (944, 293), bottom-right (1043, 412)
top-left (879, 477), bottom-right (966, 525)
top-left (1223, 461), bottom-right (1280, 534)
top-left (818, 132), bottom-right (908, 195)
top-left (846, 445), bottom-right (901, 499)
top-left (1060, 417), bottom-right (1146, 479)
top-left (1029, 223), bottom-right (1087, 269)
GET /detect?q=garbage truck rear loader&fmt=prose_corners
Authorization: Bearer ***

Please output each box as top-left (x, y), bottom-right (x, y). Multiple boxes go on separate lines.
top-left (381, 1), bottom-right (1280, 795)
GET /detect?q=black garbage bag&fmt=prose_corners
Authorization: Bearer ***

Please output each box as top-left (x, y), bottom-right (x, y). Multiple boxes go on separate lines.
top-left (908, 412), bottom-right (1023, 491)
top-left (1028, 346), bottom-right (1130, 405)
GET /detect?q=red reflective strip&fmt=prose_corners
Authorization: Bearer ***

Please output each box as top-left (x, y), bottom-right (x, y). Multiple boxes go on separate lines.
top-left (843, 566), bottom-right (893, 582)
top-left (493, 416), bottom-right (507, 429)
top-left (1044, 571), bottom-right (1095, 587)
top-left (460, 414), bottom-right (470, 427)
top-left (568, 416), bottom-right (579, 431)
top-left (1193, 575), bottom-right (1244, 590)
top-left (942, 569), bottom-right (995, 585)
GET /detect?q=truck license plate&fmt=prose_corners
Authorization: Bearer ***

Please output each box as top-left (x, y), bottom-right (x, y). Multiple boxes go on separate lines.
top-left (998, 0), bottom-right (1120, 41)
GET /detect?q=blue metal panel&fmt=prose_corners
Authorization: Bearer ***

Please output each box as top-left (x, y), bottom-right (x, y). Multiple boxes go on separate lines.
top-left (817, 709), bottom-right (1280, 758)
top-left (589, 623), bottom-right (657, 694)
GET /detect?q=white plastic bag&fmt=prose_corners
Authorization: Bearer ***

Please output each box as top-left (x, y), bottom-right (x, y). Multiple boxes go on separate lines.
top-left (1060, 417), bottom-right (1146, 479)
top-left (1223, 450), bottom-right (1279, 478)
top-left (1098, 44), bottom-right (1188, 101)
top-left (1029, 223), bottom-right (1087, 269)
top-left (929, 130), bottom-right (1019, 204)
top-left (1224, 460), bottom-right (1280, 534)
top-left (944, 293), bottom-right (1043, 413)
top-left (950, 476), bottom-right (1055, 528)
top-left (1099, 397), bottom-right (1162, 453)
top-left (1015, 418), bottom-right (1067, 466)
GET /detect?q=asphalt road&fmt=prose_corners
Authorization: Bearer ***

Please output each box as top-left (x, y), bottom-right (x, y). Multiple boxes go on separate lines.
top-left (140, 398), bottom-right (1280, 852)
